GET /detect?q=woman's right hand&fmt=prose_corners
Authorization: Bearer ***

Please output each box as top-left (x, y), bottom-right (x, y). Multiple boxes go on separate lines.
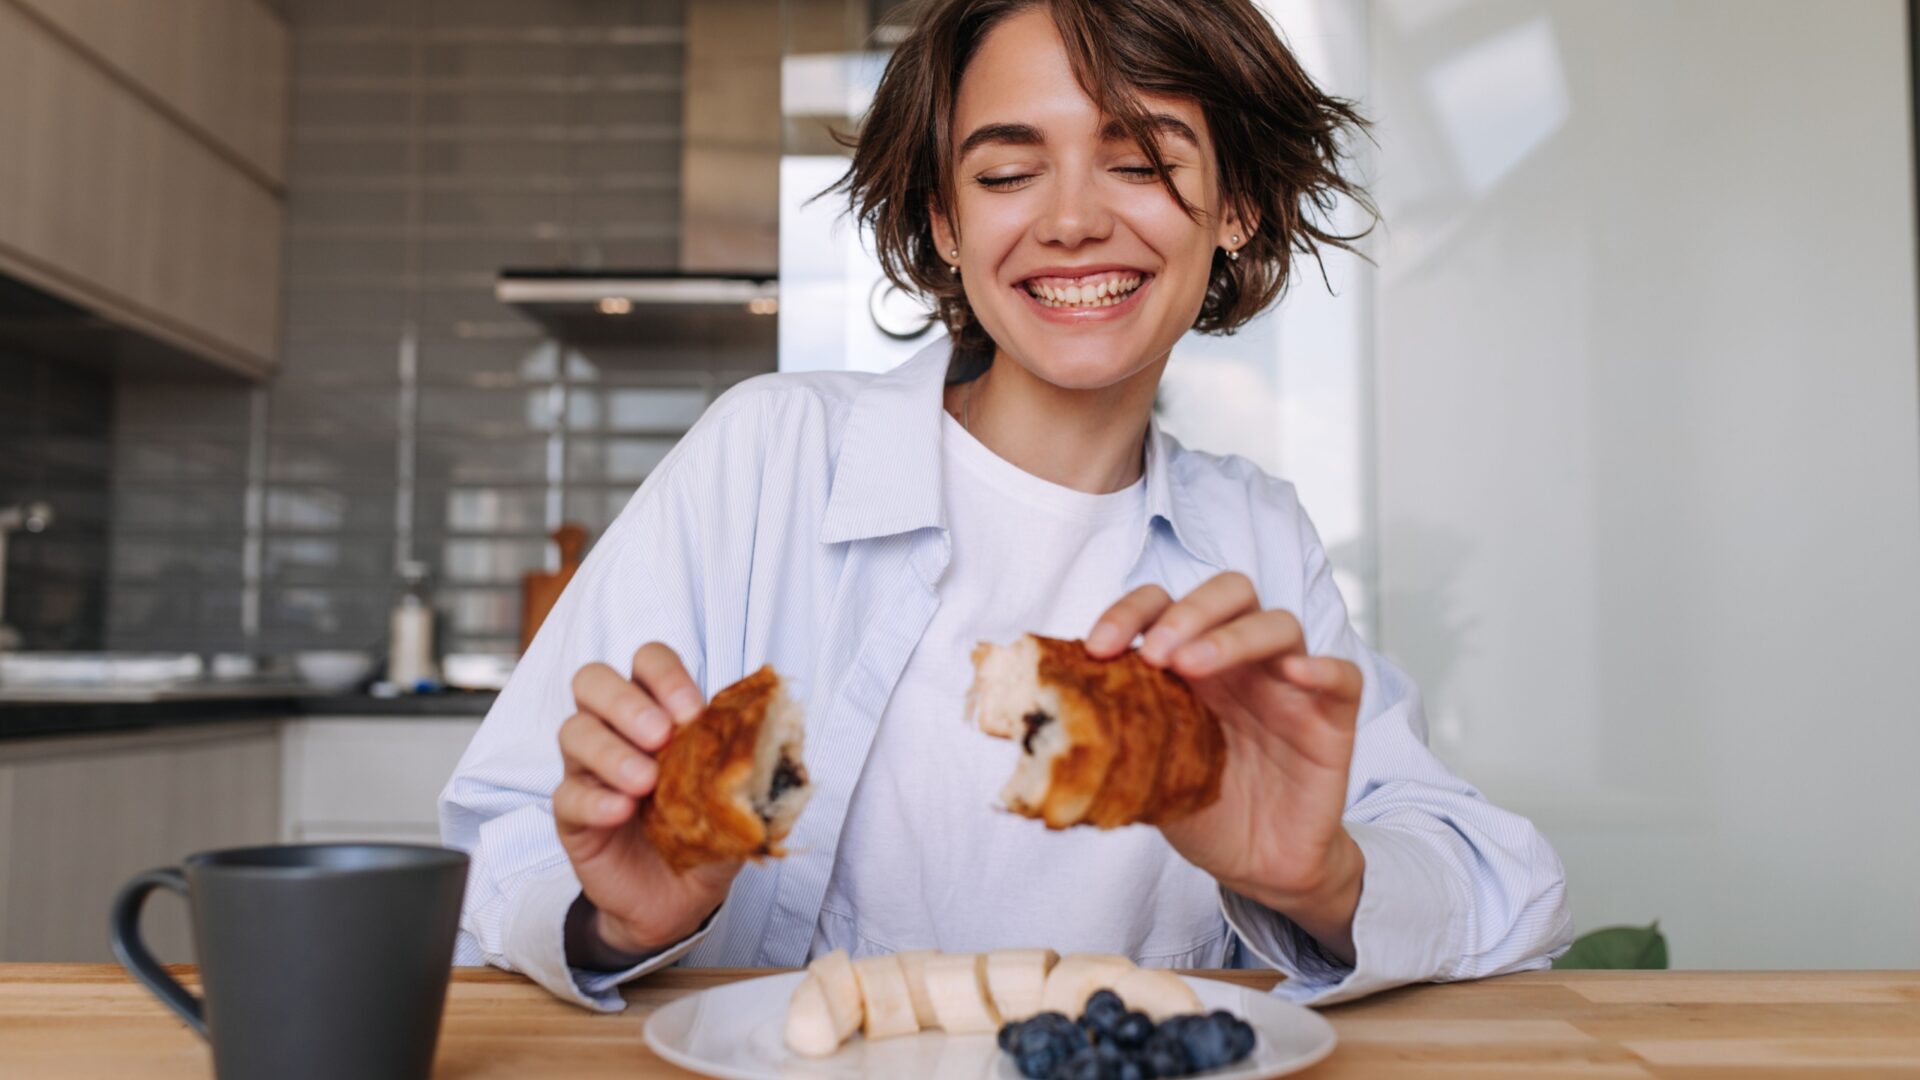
top-left (556, 642), bottom-right (741, 957)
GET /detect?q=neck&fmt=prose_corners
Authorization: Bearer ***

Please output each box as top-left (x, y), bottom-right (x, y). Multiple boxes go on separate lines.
top-left (944, 348), bottom-right (1166, 494)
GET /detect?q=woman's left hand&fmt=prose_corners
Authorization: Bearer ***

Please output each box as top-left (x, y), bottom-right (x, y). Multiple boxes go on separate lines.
top-left (1087, 572), bottom-right (1367, 962)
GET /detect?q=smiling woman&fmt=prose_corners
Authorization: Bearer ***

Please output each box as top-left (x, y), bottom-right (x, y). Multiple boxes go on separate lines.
top-left (833, 0), bottom-right (1377, 384)
top-left (440, 0), bottom-right (1572, 1021)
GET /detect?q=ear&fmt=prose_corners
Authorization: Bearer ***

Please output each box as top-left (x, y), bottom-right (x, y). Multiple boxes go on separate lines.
top-left (928, 198), bottom-right (959, 268)
top-left (1216, 200), bottom-right (1259, 255)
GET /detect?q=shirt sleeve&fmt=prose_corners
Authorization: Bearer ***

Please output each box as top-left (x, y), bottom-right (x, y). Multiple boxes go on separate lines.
top-left (1222, 493), bottom-right (1574, 1005)
top-left (437, 392), bottom-right (762, 1011)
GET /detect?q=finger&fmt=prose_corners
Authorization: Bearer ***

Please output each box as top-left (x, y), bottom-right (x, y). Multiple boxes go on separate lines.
top-left (632, 642), bottom-right (705, 724)
top-left (553, 774), bottom-right (635, 834)
top-left (572, 662), bottom-right (663, 739)
top-left (559, 712), bottom-right (661, 797)
top-left (1137, 571), bottom-right (1260, 667)
top-left (1086, 584), bottom-right (1172, 657)
top-left (1280, 654), bottom-right (1365, 707)
top-left (1169, 608), bottom-right (1305, 679)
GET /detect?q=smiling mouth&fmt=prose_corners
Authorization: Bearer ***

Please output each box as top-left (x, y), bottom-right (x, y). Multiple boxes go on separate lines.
top-left (1019, 270), bottom-right (1149, 310)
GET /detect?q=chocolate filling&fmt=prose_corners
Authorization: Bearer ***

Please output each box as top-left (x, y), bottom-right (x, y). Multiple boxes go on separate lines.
top-left (1021, 710), bottom-right (1053, 754)
top-left (765, 753), bottom-right (806, 811)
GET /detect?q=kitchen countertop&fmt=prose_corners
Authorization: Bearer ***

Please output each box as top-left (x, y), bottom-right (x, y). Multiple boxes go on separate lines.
top-left (0, 687), bottom-right (498, 739)
top-left (2, 965), bottom-right (1914, 1078)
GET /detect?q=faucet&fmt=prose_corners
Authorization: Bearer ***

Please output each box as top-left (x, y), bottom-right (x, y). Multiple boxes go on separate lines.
top-left (0, 501), bottom-right (54, 651)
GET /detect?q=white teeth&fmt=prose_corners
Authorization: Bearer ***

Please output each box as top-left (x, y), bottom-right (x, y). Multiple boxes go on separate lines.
top-left (1023, 273), bottom-right (1144, 309)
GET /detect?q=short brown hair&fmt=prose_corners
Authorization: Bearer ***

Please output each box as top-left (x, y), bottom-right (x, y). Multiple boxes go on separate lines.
top-left (831, 0), bottom-right (1378, 374)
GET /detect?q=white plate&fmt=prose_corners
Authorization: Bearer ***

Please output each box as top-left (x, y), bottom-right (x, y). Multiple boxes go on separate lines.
top-left (644, 971), bottom-right (1337, 1080)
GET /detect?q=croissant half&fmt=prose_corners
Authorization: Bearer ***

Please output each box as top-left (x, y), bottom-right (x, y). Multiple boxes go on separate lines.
top-left (966, 634), bottom-right (1225, 829)
top-left (641, 665), bottom-right (813, 872)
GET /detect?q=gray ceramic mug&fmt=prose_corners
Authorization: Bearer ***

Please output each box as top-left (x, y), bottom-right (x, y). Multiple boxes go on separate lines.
top-left (109, 843), bottom-right (469, 1080)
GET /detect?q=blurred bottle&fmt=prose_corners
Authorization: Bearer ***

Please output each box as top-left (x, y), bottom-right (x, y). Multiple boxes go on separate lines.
top-left (389, 560), bottom-right (439, 692)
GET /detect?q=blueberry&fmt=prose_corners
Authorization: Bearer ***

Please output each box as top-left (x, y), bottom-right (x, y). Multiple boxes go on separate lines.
top-left (1112, 1052), bottom-right (1155, 1080)
top-left (1055, 1046), bottom-right (1112, 1080)
top-left (1176, 1017), bottom-right (1234, 1072)
top-left (999, 1019), bottom-right (1024, 1053)
top-left (1225, 1018), bottom-right (1256, 1060)
top-left (1144, 1043), bottom-right (1189, 1078)
top-left (1111, 1011), bottom-right (1154, 1050)
top-left (1081, 990), bottom-right (1127, 1032)
top-left (1142, 1027), bottom-right (1190, 1076)
top-left (1018, 1023), bottom-right (1064, 1056)
top-left (1014, 1047), bottom-right (1059, 1080)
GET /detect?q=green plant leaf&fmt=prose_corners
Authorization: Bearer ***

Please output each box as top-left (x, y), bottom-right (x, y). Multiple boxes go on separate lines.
top-left (1552, 921), bottom-right (1668, 970)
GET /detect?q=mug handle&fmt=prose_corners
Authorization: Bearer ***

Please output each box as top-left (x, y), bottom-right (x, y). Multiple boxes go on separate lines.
top-left (109, 867), bottom-right (207, 1039)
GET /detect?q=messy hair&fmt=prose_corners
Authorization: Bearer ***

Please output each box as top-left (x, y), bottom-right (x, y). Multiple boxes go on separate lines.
top-left (830, 0), bottom-right (1379, 376)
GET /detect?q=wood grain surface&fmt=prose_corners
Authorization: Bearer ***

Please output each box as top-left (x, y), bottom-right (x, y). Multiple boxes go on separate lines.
top-left (1, 965), bottom-right (1915, 1079)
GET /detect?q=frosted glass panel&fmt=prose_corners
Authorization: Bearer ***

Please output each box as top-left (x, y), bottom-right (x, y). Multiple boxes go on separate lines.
top-left (1371, 0), bottom-right (1920, 968)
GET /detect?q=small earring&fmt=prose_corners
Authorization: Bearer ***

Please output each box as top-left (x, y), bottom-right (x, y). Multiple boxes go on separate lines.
top-left (1225, 246), bottom-right (1240, 262)
top-left (950, 263), bottom-right (960, 275)
top-left (949, 248), bottom-right (959, 258)
top-left (1231, 234), bottom-right (1241, 245)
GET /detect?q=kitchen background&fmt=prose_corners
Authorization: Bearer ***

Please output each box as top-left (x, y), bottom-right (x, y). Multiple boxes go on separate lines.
top-left (1, 0), bottom-right (1916, 975)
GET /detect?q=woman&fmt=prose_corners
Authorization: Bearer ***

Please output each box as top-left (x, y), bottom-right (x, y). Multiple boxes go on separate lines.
top-left (441, 0), bottom-right (1571, 1012)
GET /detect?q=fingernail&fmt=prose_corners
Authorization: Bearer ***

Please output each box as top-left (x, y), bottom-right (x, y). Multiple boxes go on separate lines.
top-left (599, 793), bottom-right (627, 817)
top-left (1087, 623), bottom-right (1121, 654)
top-left (620, 757), bottom-right (651, 788)
top-left (666, 687), bottom-right (703, 722)
top-left (1178, 639), bottom-right (1219, 671)
top-left (1143, 627), bottom-right (1179, 662)
top-left (634, 707), bottom-right (669, 744)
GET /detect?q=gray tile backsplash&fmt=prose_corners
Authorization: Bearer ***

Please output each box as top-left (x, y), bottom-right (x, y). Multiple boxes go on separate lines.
top-left (0, 348), bottom-right (112, 651)
top-left (0, 0), bottom-right (777, 659)
top-left (91, 0), bottom-right (774, 658)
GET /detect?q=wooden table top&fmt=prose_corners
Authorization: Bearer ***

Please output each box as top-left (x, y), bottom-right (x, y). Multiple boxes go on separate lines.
top-left (2, 964), bottom-right (1916, 1078)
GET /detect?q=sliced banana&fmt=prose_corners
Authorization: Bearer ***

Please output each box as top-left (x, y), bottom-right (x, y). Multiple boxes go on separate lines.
top-left (1040, 952), bottom-right (1136, 1016)
top-left (922, 952), bottom-right (1002, 1034)
top-left (807, 948), bottom-right (864, 1041)
top-left (783, 974), bottom-right (845, 1057)
top-left (851, 954), bottom-right (921, 1040)
top-left (895, 949), bottom-right (942, 1029)
top-left (1110, 967), bottom-right (1203, 1021)
top-left (984, 947), bottom-right (1058, 1022)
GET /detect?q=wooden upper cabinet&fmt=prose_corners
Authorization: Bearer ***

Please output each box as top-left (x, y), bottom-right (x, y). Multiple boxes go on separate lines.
top-left (12, 0), bottom-right (290, 189)
top-left (0, 0), bottom-right (288, 376)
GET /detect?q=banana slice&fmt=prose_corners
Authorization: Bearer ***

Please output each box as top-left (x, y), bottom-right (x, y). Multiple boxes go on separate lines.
top-left (1110, 967), bottom-right (1203, 1021)
top-left (1040, 953), bottom-right (1136, 1016)
top-left (807, 949), bottom-right (864, 1041)
top-left (922, 953), bottom-right (1002, 1034)
top-left (784, 974), bottom-right (845, 1057)
top-left (896, 949), bottom-right (942, 1029)
top-left (851, 954), bottom-right (921, 1040)
top-left (984, 948), bottom-right (1058, 1022)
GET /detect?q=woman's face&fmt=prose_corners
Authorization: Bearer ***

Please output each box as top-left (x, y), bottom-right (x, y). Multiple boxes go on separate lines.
top-left (932, 9), bottom-right (1247, 392)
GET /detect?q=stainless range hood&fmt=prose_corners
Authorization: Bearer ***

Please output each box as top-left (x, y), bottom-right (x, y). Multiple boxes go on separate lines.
top-left (495, 270), bottom-right (778, 337)
top-left (495, 0), bottom-right (780, 339)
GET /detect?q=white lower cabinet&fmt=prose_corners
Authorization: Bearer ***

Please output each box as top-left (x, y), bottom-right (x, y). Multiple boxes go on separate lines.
top-left (0, 723), bottom-right (282, 963)
top-left (279, 717), bottom-right (483, 845)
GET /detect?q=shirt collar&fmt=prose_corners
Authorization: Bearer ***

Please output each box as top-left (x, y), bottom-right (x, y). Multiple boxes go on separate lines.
top-left (818, 337), bottom-right (1229, 571)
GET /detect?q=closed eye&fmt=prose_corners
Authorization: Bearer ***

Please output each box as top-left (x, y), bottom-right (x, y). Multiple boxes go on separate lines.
top-left (976, 174), bottom-right (1036, 191)
top-left (1114, 166), bottom-right (1172, 182)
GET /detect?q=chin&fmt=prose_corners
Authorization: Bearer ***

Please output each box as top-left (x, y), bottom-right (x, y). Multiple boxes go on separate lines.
top-left (1011, 339), bottom-right (1157, 391)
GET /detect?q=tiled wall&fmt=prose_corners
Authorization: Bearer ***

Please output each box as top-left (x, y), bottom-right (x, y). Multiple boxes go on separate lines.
top-left (0, 346), bottom-right (112, 651)
top-left (104, 0), bottom-right (778, 657)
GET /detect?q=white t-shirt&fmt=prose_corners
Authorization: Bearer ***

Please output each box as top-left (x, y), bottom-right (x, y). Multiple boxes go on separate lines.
top-left (810, 409), bottom-right (1233, 967)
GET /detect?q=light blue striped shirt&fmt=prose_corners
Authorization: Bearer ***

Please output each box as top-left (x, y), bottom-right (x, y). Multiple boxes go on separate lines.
top-left (439, 338), bottom-right (1572, 1012)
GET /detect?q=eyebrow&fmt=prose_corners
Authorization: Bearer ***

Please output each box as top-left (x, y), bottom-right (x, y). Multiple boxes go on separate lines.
top-left (955, 112), bottom-right (1201, 161)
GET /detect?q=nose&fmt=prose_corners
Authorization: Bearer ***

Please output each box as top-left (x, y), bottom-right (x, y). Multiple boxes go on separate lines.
top-left (1032, 169), bottom-right (1114, 249)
